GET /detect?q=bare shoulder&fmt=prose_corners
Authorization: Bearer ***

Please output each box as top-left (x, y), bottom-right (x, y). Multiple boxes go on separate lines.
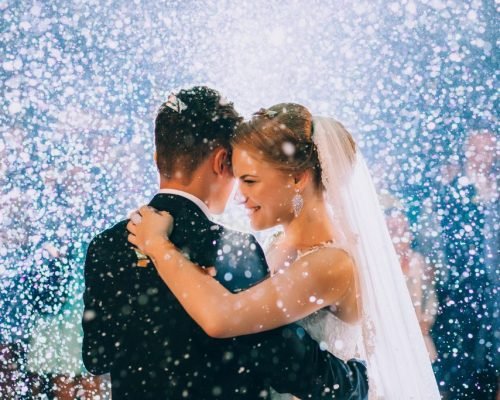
top-left (293, 246), bottom-right (355, 278)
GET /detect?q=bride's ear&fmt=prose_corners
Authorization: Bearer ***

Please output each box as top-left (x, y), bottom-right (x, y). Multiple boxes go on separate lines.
top-left (293, 170), bottom-right (311, 191)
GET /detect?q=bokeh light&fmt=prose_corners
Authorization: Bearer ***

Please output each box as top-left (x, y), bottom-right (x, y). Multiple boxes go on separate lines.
top-left (1, 0), bottom-right (497, 398)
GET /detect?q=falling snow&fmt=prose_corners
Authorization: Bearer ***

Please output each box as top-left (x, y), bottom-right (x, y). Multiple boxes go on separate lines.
top-left (1, 0), bottom-right (497, 399)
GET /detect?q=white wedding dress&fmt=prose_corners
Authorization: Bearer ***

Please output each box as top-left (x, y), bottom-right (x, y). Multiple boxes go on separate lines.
top-left (267, 235), bottom-right (364, 400)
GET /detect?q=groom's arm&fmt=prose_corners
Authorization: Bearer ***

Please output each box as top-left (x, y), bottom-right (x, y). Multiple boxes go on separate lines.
top-left (249, 325), bottom-right (369, 399)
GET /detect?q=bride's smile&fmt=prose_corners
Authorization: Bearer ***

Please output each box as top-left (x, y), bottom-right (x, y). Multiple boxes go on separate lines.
top-left (232, 147), bottom-right (299, 230)
top-left (244, 204), bottom-right (260, 216)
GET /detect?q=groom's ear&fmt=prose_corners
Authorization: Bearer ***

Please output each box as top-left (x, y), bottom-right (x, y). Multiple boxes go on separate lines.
top-left (212, 148), bottom-right (230, 176)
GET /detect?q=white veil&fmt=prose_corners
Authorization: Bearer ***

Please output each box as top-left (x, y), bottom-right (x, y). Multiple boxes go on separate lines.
top-left (312, 116), bottom-right (440, 399)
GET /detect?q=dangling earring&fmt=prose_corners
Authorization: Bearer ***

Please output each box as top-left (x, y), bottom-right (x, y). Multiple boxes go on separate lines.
top-left (292, 189), bottom-right (304, 218)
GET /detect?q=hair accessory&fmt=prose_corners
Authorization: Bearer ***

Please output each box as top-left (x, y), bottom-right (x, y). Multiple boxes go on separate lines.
top-left (219, 96), bottom-right (230, 106)
top-left (254, 108), bottom-right (278, 119)
top-left (165, 93), bottom-right (188, 113)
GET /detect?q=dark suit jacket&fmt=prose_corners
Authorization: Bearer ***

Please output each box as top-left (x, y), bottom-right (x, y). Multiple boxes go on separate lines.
top-left (82, 194), bottom-right (368, 399)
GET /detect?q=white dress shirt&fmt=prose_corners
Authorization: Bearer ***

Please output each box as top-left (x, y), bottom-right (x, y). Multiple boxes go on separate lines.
top-left (157, 188), bottom-right (212, 220)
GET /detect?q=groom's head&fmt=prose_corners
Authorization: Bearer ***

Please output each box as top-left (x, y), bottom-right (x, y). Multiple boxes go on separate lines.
top-left (154, 86), bottom-right (242, 213)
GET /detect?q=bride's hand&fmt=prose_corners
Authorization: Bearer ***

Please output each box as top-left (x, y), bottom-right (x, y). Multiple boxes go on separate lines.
top-left (127, 205), bottom-right (174, 256)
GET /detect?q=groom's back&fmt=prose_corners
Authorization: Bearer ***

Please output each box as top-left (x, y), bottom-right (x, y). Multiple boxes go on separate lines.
top-left (82, 194), bottom-right (271, 399)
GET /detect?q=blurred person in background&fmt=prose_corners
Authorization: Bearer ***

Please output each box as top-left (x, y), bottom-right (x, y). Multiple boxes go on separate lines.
top-left (383, 195), bottom-right (438, 362)
top-left (26, 161), bottom-right (107, 399)
top-left (0, 128), bottom-right (56, 399)
top-left (432, 129), bottom-right (498, 399)
top-left (0, 196), bottom-right (70, 399)
top-left (463, 130), bottom-right (498, 400)
top-left (27, 242), bottom-right (103, 400)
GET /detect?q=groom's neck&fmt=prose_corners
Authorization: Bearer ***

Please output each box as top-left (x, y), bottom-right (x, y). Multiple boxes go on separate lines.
top-left (159, 175), bottom-right (209, 205)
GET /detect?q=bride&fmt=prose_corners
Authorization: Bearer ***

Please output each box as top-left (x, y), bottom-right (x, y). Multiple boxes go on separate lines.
top-left (127, 104), bottom-right (440, 399)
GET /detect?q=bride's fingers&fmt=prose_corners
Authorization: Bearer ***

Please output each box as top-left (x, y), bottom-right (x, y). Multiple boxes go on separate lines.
top-left (129, 212), bottom-right (142, 225)
top-left (204, 266), bottom-right (217, 277)
top-left (160, 210), bottom-right (173, 220)
top-left (159, 211), bottom-right (175, 235)
top-left (128, 233), bottom-right (139, 247)
top-left (127, 210), bottom-right (136, 219)
top-left (139, 205), bottom-right (156, 216)
top-left (162, 211), bottom-right (174, 222)
top-left (126, 221), bottom-right (137, 234)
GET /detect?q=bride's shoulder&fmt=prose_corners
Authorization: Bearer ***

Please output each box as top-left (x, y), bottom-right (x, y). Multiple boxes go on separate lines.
top-left (294, 245), bottom-right (355, 274)
top-left (291, 247), bottom-right (356, 297)
top-left (297, 240), bottom-right (352, 261)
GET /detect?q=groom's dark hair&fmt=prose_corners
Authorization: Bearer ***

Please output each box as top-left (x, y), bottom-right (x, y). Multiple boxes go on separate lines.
top-left (154, 86), bottom-right (242, 181)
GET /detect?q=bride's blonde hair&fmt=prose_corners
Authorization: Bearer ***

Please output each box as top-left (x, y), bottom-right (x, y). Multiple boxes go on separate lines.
top-left (231, 103), bottom-right (356, 191)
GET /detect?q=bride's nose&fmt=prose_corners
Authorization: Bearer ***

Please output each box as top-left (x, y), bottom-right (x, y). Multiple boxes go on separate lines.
top-left (233, 186), bottom-right (247, 205)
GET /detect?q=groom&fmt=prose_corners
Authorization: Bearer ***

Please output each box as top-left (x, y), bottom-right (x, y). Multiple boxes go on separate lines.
top-left (82, 86), bottom-right (368, 399)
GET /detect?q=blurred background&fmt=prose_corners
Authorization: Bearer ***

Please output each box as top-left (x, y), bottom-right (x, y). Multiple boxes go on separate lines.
top-left (0, 0), bottom-right (497, 399)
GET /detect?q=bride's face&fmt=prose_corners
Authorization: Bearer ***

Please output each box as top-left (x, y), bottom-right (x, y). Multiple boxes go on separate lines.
top-left (232, 146), bottom-right (296, 230)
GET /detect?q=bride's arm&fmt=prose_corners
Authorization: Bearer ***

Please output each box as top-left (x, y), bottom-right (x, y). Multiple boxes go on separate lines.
top-left (128, 212), bottom-right (354, 338)
top-left (151, 240), bottom-right (352, 338)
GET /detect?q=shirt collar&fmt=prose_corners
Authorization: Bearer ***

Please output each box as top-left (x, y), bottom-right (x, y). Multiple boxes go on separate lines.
top-left (157, 188), bottom-right (212, 220)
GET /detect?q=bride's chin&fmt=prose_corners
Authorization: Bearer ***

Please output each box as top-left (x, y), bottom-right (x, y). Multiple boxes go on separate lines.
top-left (249, 215), bottom-right (266, 231)
top-left (249, 220), bottom-right (265, 231)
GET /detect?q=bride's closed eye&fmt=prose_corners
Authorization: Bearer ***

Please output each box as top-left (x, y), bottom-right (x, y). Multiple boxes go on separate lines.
top-left (238, 174), bottom-right (258, 185)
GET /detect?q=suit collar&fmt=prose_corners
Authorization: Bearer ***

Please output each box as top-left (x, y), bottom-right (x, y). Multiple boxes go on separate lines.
top-left (148, 193), bottom-right (212, 223)
top-left (156, 188), bottom-right (212, 220)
